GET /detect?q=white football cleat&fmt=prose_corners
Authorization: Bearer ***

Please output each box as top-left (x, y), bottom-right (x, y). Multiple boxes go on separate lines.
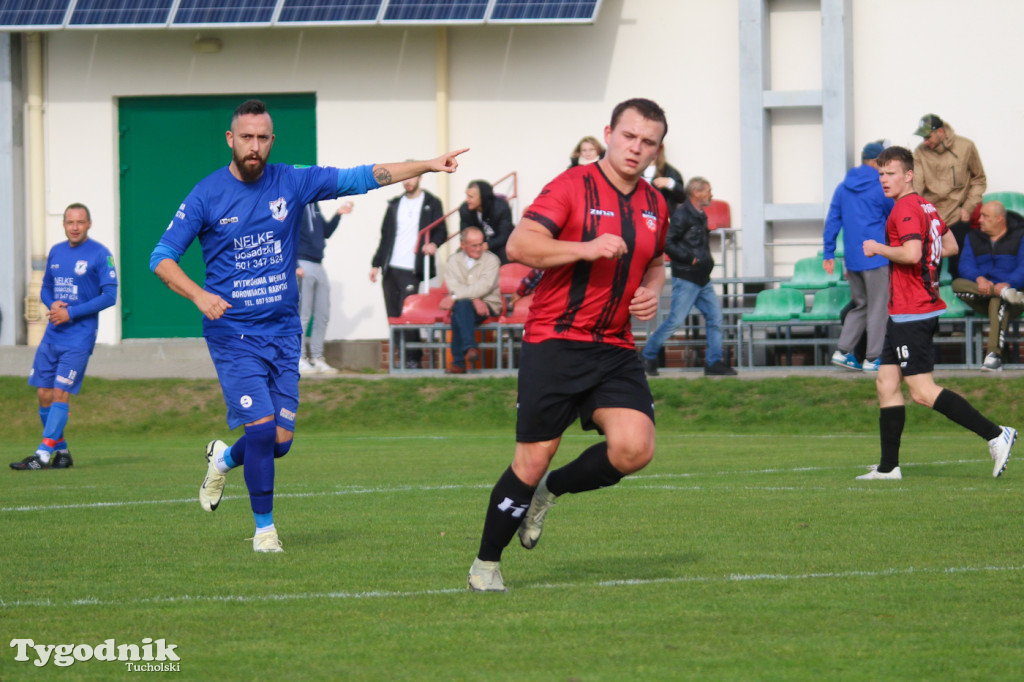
top-left (518, 473), bottom-right (557, 550)
top-left (310, 357), bottom-right (339, 375)
top-left (298, 357), bottom-right (316, 374)
top-left (856, 465), bottom-right (902, 481)
top-left (253, 528), bottom-right (284, 553)
top-left (200, 440), bottom-right (228, 512)
top-left (467, 558), bottom-right (506, 592)
top-left (989, 426), bottom-right (1016, 478)
top-left (982, 352), bottom-right (1003, 372)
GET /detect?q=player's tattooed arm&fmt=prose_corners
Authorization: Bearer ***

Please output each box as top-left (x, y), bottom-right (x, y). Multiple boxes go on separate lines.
top-left (371, 149), bottom-right (468, 186)
top-left (373, 167), bottom-right (393, 185)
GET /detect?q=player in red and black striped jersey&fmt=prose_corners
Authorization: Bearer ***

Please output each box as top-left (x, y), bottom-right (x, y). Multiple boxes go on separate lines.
top-left (856, 146), bottom-right (1016, 482)
top-left (468, 99), bottom-right (670, 592)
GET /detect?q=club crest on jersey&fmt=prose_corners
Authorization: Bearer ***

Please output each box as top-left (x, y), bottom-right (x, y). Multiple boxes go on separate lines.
top-left (75, 260), bottom-right (88, 275)
top-left (269, 198), bottom-right (289, 222)
top-left (641, 210), bottom-right (658, 232)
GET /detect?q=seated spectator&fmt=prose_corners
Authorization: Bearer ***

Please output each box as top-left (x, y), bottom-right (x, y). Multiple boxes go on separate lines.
top-left (569, 136), bottom-right (604, 167)
top-left (440, 227), bottom-right (502, 373)
top-left (642, 147), bottom-right (685, 215)
top-left (953, 200), bottom-right (1024, 371)
top-left (459, 180), bottom-right (514, 264)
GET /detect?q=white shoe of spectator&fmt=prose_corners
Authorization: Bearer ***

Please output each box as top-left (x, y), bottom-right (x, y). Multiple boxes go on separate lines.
top-left (310, 357), bottom-right (338, 375)
top-left (1000, 287), bottom-right (1024, 305)
top-left (982, 352), bottom-right (1003, 372)
top-left (298, 357), bottom-right (317, 374)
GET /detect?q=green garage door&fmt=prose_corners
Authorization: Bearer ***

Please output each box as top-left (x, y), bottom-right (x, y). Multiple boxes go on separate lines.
top-left (119, 94), bottom-right (317, 338)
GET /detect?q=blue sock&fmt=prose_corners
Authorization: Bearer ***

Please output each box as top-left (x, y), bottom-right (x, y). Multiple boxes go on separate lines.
top-left (274, 440), bottom-right (292, 459)
top-left (223, 438), bottom-right (243, 469)
top-left (38, 402), bottom-right (70, 456)
top-left (254, 513), bottom-right (274, 530)
top-left (39, 405), bottom-right (68, 451)
top-left (242, 422), bottom-right (277, 526)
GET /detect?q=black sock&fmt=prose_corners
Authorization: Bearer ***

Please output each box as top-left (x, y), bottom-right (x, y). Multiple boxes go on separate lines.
top-left (477, 467), bottom-right (535, 562)
top-left (932, 389), bottom-right (1002, 441)
top-left (546, 442), bottom-right (624, 496)
top-left (878, 406), bottom-right (905, 473)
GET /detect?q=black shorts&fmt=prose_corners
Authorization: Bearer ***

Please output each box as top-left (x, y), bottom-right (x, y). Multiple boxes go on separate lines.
top-left (515, 339), bottom-right (655, 442)
top-left (880, 316), bottom-right (938, 376)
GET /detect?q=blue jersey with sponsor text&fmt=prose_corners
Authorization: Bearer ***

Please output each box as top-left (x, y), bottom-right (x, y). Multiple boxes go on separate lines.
top-left (41, 238), bottom-right (118, 350)
top-left (158, 163), bottom-right (375, 336)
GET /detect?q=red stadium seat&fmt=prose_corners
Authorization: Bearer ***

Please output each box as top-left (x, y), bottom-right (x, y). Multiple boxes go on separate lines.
top-left (499, 262), bottom-right (533, 294)
top-left (388, 288), bottom-right (447, 325)
top-left (498, 293), bottom-right (534, 325)
top-left (705, 199), bottom-right (731, 230)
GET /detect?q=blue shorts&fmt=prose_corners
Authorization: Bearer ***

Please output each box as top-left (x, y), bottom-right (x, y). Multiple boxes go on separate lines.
top-left (205, 333), bottom-right (301, 431)
top-left (28, 343), bottom-right (92, 394)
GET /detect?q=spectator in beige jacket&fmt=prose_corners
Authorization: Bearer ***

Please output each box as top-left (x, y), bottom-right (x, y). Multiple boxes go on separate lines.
top-left (440, 226), bottom-right (502, 373)
top-left (913, 114), bottom-right (987, 278)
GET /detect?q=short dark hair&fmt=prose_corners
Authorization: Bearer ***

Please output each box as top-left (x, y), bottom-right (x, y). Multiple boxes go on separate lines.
top-left (609, 98), bottom-right (667, 141)
top-left (232, 99), bottom-right (268, 122)
top-left (876, 145), bottom-right (914, 173)
top-left (64, 202), bottom-right (91, 222)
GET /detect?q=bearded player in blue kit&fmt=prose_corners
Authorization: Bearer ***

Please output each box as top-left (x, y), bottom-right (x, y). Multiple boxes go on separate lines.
top-left (11, 203), bottom-right (118, 471)
top-left (151, 99), bottom-right (466, 552)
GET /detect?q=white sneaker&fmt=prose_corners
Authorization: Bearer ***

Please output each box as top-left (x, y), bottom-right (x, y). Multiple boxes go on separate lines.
top-left (467, 558), bottom-right (506, 592)
top-left (862, 358), bottom-right (880, 372)
top-left (298, 356), bottom-right (316, 374)
top-left (856, 465), bottom-right (902, 480)
top-left (200, 440), bottom-right (228, 512)
top-left (1000, 287), bottom-right (1024, 305)
top-left (831, 350), bottom-right (862, 371)
top-left (982, 352), bottom-right (1003, 372)
top-left (253, 528), bottom-right (284, 553)
top-left (988, 426), bottom-right (1016, 478)
top-left (518, 473), bottom-right (557, 550)
top-left (310, 357), bottom-right (339, 375)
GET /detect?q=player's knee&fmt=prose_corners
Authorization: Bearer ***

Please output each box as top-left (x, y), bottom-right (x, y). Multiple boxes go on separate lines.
top-left (607, 439), bottom-right (654, 475)
top-left (274, 439), bottom-right (293, 459)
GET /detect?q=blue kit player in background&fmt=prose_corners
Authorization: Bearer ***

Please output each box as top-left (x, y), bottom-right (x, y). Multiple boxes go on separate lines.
top-left (150, 99), bottom-right (467, 552)
top-left (11, 203), bottom-right (118, 471)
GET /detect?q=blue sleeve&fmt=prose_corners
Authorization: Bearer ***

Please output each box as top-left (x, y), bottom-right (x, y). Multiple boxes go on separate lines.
top-left (337, 164), bottom-right (379, 197)
top-left (1008, 238), bottom-right (1024, 288)
top-left (40, 251), bottom-right (55, 309)
top-left (822, 185), bottom-right (843, 260)
top-left (67, 286), bottom-right (116, 321)
top-left (958, 237), bottom-right (979, 281)
top-left (150, 243), bottom-right (183, 272)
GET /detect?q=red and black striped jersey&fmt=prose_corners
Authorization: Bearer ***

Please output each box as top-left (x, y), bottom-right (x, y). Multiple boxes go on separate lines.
top-left (521, 163), bottom-right (668, 348)
top-left (887, 193), bottom-right (947, 316)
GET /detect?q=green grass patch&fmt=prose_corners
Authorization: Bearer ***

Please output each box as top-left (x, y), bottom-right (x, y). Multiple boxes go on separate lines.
top-left (2, 376), bottom-right (1024, 680)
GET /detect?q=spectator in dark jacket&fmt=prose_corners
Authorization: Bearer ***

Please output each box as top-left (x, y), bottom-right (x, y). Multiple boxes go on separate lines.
top-left (642, 147), bottom-right (686, 216)
top-left (953, 201), bottom-right (1024, 371)
top-left (640, 177), bottom-right (735, 376)
top-left (371, 174), bottom-right (447, 368)
top-left (459, 180), bottom-right (514, 264)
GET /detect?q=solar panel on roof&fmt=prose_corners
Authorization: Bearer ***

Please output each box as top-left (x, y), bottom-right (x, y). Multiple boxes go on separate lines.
top-left (277, 0), bottom-right (383, 24)
top-left (0, 0), bottom-right (71, 28)
top-left (382, 0), bottom-right (488, 23)
top-left (490, 0), bottom-right (599, 22)
top-left (173, 0), bottom-right (278, 25)
top-left (69, 0), bottom-right (175, 27)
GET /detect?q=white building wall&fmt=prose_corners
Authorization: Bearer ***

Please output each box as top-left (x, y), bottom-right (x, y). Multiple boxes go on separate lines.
top-left (33, 0), bottom-right (1024, 344)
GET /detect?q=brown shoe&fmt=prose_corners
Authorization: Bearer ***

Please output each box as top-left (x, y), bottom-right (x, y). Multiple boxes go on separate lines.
top-left (445, 364), bottom-right (467, 374)
top-left (465, 348), bottom-right (479, 365)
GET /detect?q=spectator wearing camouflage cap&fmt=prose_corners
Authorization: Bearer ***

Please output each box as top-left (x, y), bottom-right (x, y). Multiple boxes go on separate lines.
top-left (912, 114), bottom-right (987, 279)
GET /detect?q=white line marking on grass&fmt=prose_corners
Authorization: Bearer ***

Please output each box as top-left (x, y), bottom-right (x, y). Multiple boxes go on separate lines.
top-left (3, 564), bottom-right (1020, 610)
top-left (0, 458), bottom-right (996, 513)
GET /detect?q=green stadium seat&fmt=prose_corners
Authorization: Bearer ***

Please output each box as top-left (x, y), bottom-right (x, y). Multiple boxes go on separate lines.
top-left (781, 256), bottom-right (844, 290)
top-left (741, 287), bottom-right (806, 321)
top-left (798, 285), bottom-right (852, 321)
top-left (982, 191), bottom-right (1024, 215)
top-left (939, 258), bottom-right (952, 285)
top-left (939, 285), bottom-right (968, 318)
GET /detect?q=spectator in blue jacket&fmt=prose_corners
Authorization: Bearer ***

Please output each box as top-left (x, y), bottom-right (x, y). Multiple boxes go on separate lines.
top-left (953, 201), bottom-right (1024, 371)
top-left (824, 140), bottom-right (894, 372)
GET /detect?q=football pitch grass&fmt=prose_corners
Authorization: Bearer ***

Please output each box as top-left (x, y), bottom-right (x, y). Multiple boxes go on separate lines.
top-left (2, 375), bottom-right (1023, 680)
